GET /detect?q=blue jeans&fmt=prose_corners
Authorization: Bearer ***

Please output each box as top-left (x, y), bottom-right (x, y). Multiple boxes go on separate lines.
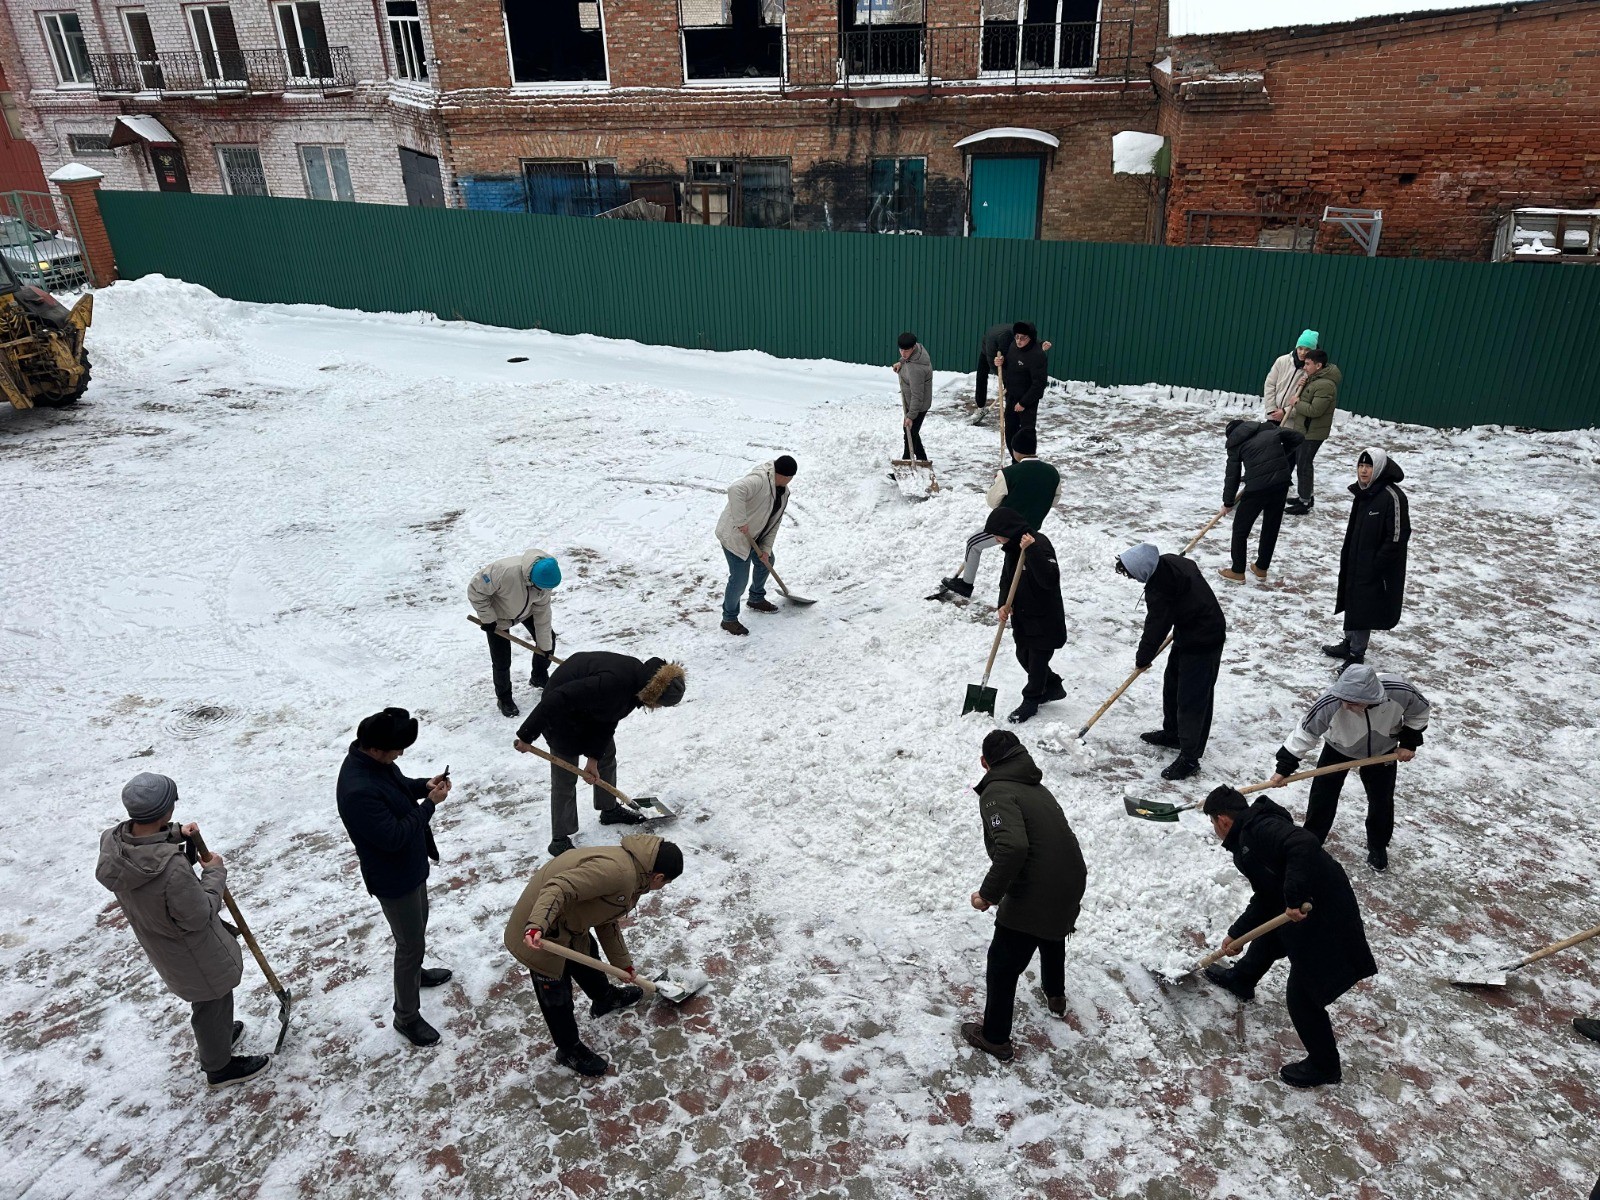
top-left (722, 547), bottom-right (771, 621)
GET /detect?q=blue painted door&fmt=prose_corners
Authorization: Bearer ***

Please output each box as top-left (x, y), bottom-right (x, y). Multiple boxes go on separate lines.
top-left (969, 156), bottom-right (1042, 239)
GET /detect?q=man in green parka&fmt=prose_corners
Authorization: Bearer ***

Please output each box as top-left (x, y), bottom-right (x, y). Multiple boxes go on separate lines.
top-left (961, 730), bottom-right (1087, 1062)
top-left (1283, 348), bottom-right (1342, 514)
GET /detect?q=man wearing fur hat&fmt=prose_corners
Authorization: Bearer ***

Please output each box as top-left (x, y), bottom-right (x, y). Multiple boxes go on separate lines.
top-left (337, 707), bottom-right (454, 1047)
top-left (1267, 662), bottom-right (1429, 872)
top-left (96, 773), bottom-right (271, 1087)
top-left (1200, 784), bottom-right (1377, 1088)
top-left (469, 548), bottom-right (563, 718)
top-left (996, 322), bottom-right (1049, 445)
top-left (1326, 447), bottom-right (1411, 665)
top-left (515, 652), bottom-right (687, 855)
top-left (505, 834), bottom-right (685, 1076)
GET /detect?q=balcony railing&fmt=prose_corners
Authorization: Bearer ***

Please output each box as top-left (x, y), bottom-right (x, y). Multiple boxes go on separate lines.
top-left (783, 21), bottom-right (1133, 93)
top-left (87, 46), bottom-right (355, 97)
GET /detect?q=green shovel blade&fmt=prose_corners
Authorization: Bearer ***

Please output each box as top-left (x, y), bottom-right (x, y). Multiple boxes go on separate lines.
top-left (962, 684), bottom-right (997, 716)
top-left (1124, 796), bottom-right (1182, 822)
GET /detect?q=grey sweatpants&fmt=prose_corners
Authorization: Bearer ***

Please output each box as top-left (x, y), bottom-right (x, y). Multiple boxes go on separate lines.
top-left (378, 882), bottom-right (429, 1024)
top-left (549, 737), bottom-right (620, 840)
top-left (191, 992), bottom-right (235, 1073)
top-left (959, 531), bottom-right (1001, 586)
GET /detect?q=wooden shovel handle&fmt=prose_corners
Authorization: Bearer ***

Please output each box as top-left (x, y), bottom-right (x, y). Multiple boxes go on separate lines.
top-left (186, 831), bottom-right (285, 993)
top-left (979, 544), bottom-right (1028, 687)
top-left (766, 562), bottom-right (793, 597)
top-left (535, 937), bottom-right (658, 995)
top-left (522, 744), bottom-right (640, 810)
top-left (1199, 903), bottom-right (1312, 969)
top-left (1181, 491), bottom-right (1244, 557)
top-left (467, 615), bottom-right (565, 665)
top-left (1078, 635), bottom-right (1173, 737)
top-left (1238, 752), bottom-right (1403, 796)
top-left (1515, 923), bottom-right (1600, 970)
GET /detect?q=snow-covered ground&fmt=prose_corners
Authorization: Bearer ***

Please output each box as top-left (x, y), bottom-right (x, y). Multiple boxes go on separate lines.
top-left (3, 278), bottom-right (1598, 1200)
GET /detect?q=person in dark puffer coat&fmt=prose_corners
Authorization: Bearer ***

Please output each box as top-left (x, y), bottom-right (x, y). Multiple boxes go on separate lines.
top-left (985, 506), bottom-right (1066, 725)
top-left (1219, 414), bottom-right (1304, 582)
top-left (1327, 446), bottom-right (1410, 665)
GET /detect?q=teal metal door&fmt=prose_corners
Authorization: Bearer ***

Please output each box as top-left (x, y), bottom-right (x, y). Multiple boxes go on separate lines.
top-left (969, 156), bottom-right (1042, 239)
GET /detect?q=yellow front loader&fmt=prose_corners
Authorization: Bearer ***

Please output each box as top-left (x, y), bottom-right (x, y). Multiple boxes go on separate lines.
top-left (0, 255), bottom-right (92, 410)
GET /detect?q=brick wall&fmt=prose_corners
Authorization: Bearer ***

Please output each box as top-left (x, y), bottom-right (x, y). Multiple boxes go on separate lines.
top-left (1159, 0), bottom-right (1600, 258)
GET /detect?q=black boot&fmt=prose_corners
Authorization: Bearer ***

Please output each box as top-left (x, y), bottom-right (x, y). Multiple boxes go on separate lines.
top-left (547, 836), bottom-right (574, 857)
top-left (1285, 497), bottom-right (1313, 516)
top-left (1322, 639), bottom-right (1361, 662)
top-left (1366, 845), bottom-right (1389, 872)
top-left (1045, 995), bottom-right (1066, 1018)
top-left (1160, 754), bottom-right (1201, 781)
top-left (420, 967), bottom-right (453, 987)
top-left (206, 1054), bottom-right (271, 1088)
top-left (1007, 701), bottom-right (1039, 724)
top-left (556, 1042), bottom-right (609, 1077)
top-left (1279, 1057), bottom-right (1340, 1087)
top-left (940, 577), bottom-right (974, 599)
top-left (1203, 964), bottom-right (1256, 1002)
top-left (1041, 679), bottom-right (1067, 704)
top-left (599, 805), bottom-right (645, 826)
top-left (960, 1021), bottom-right (1014, 1062)
top-left (530, 660), bottom-right (549, 688)
top-left (1140, 729), bottom-right (1181, 748)
top-left (1572, 1017), bottom-right (1600, 1043)
top-left (592, 984), bottom-right (644, 1017)
top-left (498, 697), bottom-right (520, 718)
top-left (393, 1016), bottom-right (441, 1047)
top-left (231, 1021), bottom-right (244, 1047)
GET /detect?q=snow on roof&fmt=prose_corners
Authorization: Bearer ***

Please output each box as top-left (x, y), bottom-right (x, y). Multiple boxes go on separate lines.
top-left (1513, 207), bottom-right (1600, 217)
top-left (110, 115), bottom-right (178, 146)
top-left (953, 127), bottom-right (1061, 150)
top-left (48, 163), bottom-right (104, 183)
top-left (1112, 131), bottom-right (1166, 175)
top-left (1169, 0), bottom-right (1511, 37)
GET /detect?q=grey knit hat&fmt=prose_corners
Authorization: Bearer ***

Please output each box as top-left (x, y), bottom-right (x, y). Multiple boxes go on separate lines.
top-left (122, 772), bottom-right (178, 822)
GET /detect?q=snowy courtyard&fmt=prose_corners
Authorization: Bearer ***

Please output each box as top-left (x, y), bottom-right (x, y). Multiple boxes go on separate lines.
top-left (3, 278), bottom-right (1599, 1199)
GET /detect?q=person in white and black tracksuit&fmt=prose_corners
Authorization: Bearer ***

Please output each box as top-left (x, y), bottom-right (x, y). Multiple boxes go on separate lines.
top-left (1218, 413), bottom-right (1303, 583)
top-left (1267, 662), bottom-right (1430, 872)
top-left (936, 429), bottom-right (1060, 601)
top-left (1326, 447), bottom-right (1410, 665)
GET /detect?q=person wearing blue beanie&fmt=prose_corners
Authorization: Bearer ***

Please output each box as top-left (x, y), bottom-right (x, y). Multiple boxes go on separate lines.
top-left (468, 547), bottom-right (562, 717)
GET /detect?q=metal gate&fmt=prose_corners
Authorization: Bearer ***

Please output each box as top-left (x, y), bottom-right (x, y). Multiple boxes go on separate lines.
top-left (0, 190), bottom-right (91, 291)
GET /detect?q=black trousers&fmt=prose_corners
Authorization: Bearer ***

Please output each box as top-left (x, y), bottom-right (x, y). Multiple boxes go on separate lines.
top-left (377, 882), bottom-right (429, 1024)
top-left (1004, 401), bottom-right (1035, 447)
top-left (1162, 644), bottom-right (1222, 759)
top-left (982, 923), bottom-right (1066, 1043)
top-left (485, 621), bottom-right (551, 703)
top-left (1304, 742), bottom-right (1398, 851)
top-left (1231, 483), bottom-right (1289, 573)
top-left (531, 935), bottom-right (615, 1050)
top-left (1228, 929), bottom-right (1339, 1072)
top-left (1293, 438), bottom-right (1324, 502)
top-left (1014, 640), bottom-right (1060, 702)
top-left (975, 350), bottom-right (993, 407)
top-left (902, 412), bottom-right (927, 461)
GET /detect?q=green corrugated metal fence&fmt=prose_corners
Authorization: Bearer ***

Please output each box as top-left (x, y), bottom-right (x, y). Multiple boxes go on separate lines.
top-left (98, 191), bottom-right (1600, 429)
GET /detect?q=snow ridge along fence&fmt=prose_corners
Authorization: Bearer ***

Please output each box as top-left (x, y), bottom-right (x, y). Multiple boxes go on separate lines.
top-left (98, 190), bottom-right (1599, 430)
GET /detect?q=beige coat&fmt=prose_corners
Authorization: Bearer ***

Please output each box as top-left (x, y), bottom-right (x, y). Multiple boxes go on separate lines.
top-left (1263, 351), bottom-right (1307, 413)
top-left (95, 822), bottom-right (243, 1003)
top-left (714, 462), bottom-right (789, 557)
top-left (503, 834), bottom-right (663, 977)
top-left (467, 547), bottom-right (554, 651)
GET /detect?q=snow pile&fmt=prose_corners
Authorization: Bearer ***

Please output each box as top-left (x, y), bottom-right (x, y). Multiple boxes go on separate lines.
top-left (2, 277), bottom-right (1598, 1199)
top-left (1169, 0), bottom-right (1510, 37)
top-left (1112, 131), bottom-right (1167, 176)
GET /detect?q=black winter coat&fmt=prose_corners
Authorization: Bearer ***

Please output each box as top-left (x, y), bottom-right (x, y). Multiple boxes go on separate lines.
top-left (516, 651), bottom-right (661, 757)
top-left (1224, 420), bottom-right (1304, 502)
top-left (988, 507), bottom-right (1066, 649)
top-left (336, 742), bottom-right (438, 900)
top-left (999, 341), bottom-right (1049, 412)
top-left (981, 322), bottom-right (1014, 362)
top-left (1335, 458), bottom-right (1410, 631)
top-left (974, 745), bottom-right (1086, 939)
top-left (1137, 554), bottom-right (1225, 667)
top-left (1223, 796), bottom-right (1377, 1006)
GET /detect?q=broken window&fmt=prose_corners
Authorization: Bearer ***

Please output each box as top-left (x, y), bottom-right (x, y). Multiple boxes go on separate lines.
top-left (523, 160), bottom-right (628, 216)
top-left (685, 158), bottom-right (791, 228)
top-left (981, 0), bottom-right (1099, 73)
top-left (840, 0), bottom-right (923, 77)
top-left (504, 1), bottom-right (607, 85)
top-left (869, 157), bottom-right (925, 234)
top-left (680, 0), bottom-right (783, 81)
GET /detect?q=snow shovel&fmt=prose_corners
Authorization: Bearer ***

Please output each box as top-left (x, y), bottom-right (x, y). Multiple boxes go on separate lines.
top-left (962, 544), bottom-right (1027, 716)
top-left (1450, 923), bottom-right (1600, 988)
top-left (1159, 903), bottom-right (1312, 982)
top-left (1180, 492), bottom-right (1243, 557)
top-left (535, 938), bottom-right (708, 1004)
top-left (186, 831), bottom-right (291, 1053)
top-left (765, 560), bottom-right (816, 606)
top-left (1123, 752), bottom-right (1403, 823)
top-left (1075, 635), bottom-right (1172, 740)
top-left (467, 615), bottom-right (565, 665)
top-left (524, 744), bottom-right (678, 821)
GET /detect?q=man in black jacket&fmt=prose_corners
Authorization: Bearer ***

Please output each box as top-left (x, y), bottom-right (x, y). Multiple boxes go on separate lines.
top-left (1115, 542), bottom-right (1227, 780)
top-left (996, 321), bottom-right (1049, 445)
top-left (962, 729), bottom-right (1087, 1062)
top-left (974, 321), bottom-right (1051, 417)
top-left (514, 652), bottom-right (686, 855)
top-left (1200, 787), bottom-right (1378, 1087)
top-left (986, 507), bottom-right (1066, 724)
top-left (336, 707), bottom-right (453, 1048)
top-left (1326, 447), bottom-right (1410, 665)
top-left (1219, 413), bottom-right (1304, 583)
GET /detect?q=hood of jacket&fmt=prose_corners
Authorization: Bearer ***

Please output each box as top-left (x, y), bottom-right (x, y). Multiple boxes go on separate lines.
top-left (636, 660), bottom-right (686, 707)
top-left (1118, 542), bottom-right (1159, 584)
top-left (1223, 794), bottom-right (1295, 851)
top-left (975, 745), bottom-right (1044, 792)
top-left (984, 506), bottom-right (1032, 542)
top-left (1353, 447), bottom-right (1405, 490)
top-left (620, 832), bottom-right (665, 875)
top-left (1311, 364), bottom-right (1343, 388)
top-left (1226, 419), bottom-right (1275, 451)
top-left (905, 343), bottom-right (931, 371)
top-left (1329, 662), bottom-right (1386, 705)
top-left (95, 822), bottom-right (182, 893)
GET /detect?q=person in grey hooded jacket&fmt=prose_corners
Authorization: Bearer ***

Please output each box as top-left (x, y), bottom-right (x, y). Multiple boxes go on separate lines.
top-left (894, 332), bottom-right (934, 462)
top-left (1267, 662), bottom-right (1430, 871)
top-left (95, 773), bottom-right (270, 1088)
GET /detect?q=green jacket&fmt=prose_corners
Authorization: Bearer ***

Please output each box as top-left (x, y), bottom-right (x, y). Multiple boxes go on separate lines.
top-left (1283, 364), bottom-right (1341, 442)
top-left (975, 746), bottom-right (1086, 939)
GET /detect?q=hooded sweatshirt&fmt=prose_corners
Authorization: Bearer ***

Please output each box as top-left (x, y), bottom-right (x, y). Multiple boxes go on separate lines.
top-left (1277, 663), bottom-right (1431, 771)
top-left (95, 821), bottom-right (243, 1003)
top-left (1136, 553), bottom-right (1226, 666)
top-left (503, 832), bottom-right (664, 976)
top-left (897, 342), bottom-right (933, 419)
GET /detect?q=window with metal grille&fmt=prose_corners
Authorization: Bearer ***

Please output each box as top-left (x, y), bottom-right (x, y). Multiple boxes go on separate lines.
top-left (869, 157), bottom-right (925, 233)
top-left (680, 0), bottom-right (783, 80)
top-left (41, 12), bottom-right (93, 85)
top-left (188, 5), bottom-right (245, 82)
top-left (69, 133), bottom-right (115, 156)
top-left (300, 145), bottom-right (353, 200)
top-left (275, 1), bottom-right (332, 79)
top-left (218, 145), bottom-right (270, 196)
top-left (839, 0), bottom-right (923, 76)
top-left (504, 1), bottom-right (607, 85)
top-left (386, 1), bottom-right (428, 80)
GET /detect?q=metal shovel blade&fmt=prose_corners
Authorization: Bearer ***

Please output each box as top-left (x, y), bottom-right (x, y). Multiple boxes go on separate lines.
top-left (962, 683), bottom-right (997, 716)
top-left (271, 987), bottom-right (293, 1053)
top-left (1124, 796), bottom-right (1190, 823)
top-left (651, 969), bottom-right (710, 1004)
top-left (1449, 962), bottom-right (1513, 989)
top-left (628, 796), bottom-right (678, 823)
top-left (781, 591), bottom-right (817, 607)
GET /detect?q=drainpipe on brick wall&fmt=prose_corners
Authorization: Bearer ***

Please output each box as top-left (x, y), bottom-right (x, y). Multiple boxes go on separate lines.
top-left (49, 163), bottom-right (118, 288)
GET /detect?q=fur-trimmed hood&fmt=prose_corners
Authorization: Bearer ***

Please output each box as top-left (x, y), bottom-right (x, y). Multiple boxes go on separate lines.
top-left (637, 660), bottom-right (687, 708)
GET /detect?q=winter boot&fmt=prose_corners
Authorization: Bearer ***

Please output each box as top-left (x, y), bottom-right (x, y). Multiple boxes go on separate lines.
top-left (498, 697), bottom-right (520, 718)
top-left (1250, 563), bottom-right (1270, 581)
top-left (599, 805), bottom-right (645, 826)
top-left (940, 577), bottom-right (974, 599)
top-left (1284, 497), bottom-right (1314, 516)
top-left (1041, 679), bottom-right (1067, 704)
top-left (1322, 639), bottom-right (1363, 663)
top-left (206, 1054), bottom-right (271, 1088)
top-left (420, 967), bottom-right (454, 988)
top-left (1279, 1057), bottom-right (1341, 1087)
top-left (1161, 755), bottom-right (1202, 781)
top-left (1007, 701), bottom-right (1039, 724)
top-left (592, 984), bottom-right (645, 1017)
top-left (1203, 964), bottom-right (1256, 1002)
top-left (748, 598), bottom-right (779, 613)
top-left (393, 1016), bottom-right (441, 1048)
top-left (556, 1042), bottom-right (609, 1077)
top-left (960, 1021), bottom-right (1015, 1063)
top-left (1045, 995), bottom-right (1066, 1018)
top-left (231, 1021), bottom-right (244, 1047)
top-left (721, 619), bottom-right (749, 636)
top-left (1140, 729), bottom-right (1181, 749)
top-left (547, 836), bottom-right (574, 857)
top-left (1217, 567), bottom-right (1247, 583)
top-left (1572, 1017), bottom-right (1600, 1043)
top-left (1366, 845), bottom-right (1389, 872)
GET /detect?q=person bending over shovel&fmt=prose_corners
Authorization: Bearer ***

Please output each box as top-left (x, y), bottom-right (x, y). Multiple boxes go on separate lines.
top-left (1267, 662), bottom-right (1429, 872)
top-left (468, 546), bottom-right (562, 718)
top-left (514, 652), bottom-right (686, 856)
top-left (505, 834), bottom-right (684, 1077)
top-left (715, 455), bottom-right (796, 637)
top-left (1200, 786), bottom-right (1377, 1088)
top-left (961, 730), bottom-right (1086, 1063)
top-left (987, 506), bottom-right (1066, 724)
top-left (95, 773), bottom-right (270, 1088)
